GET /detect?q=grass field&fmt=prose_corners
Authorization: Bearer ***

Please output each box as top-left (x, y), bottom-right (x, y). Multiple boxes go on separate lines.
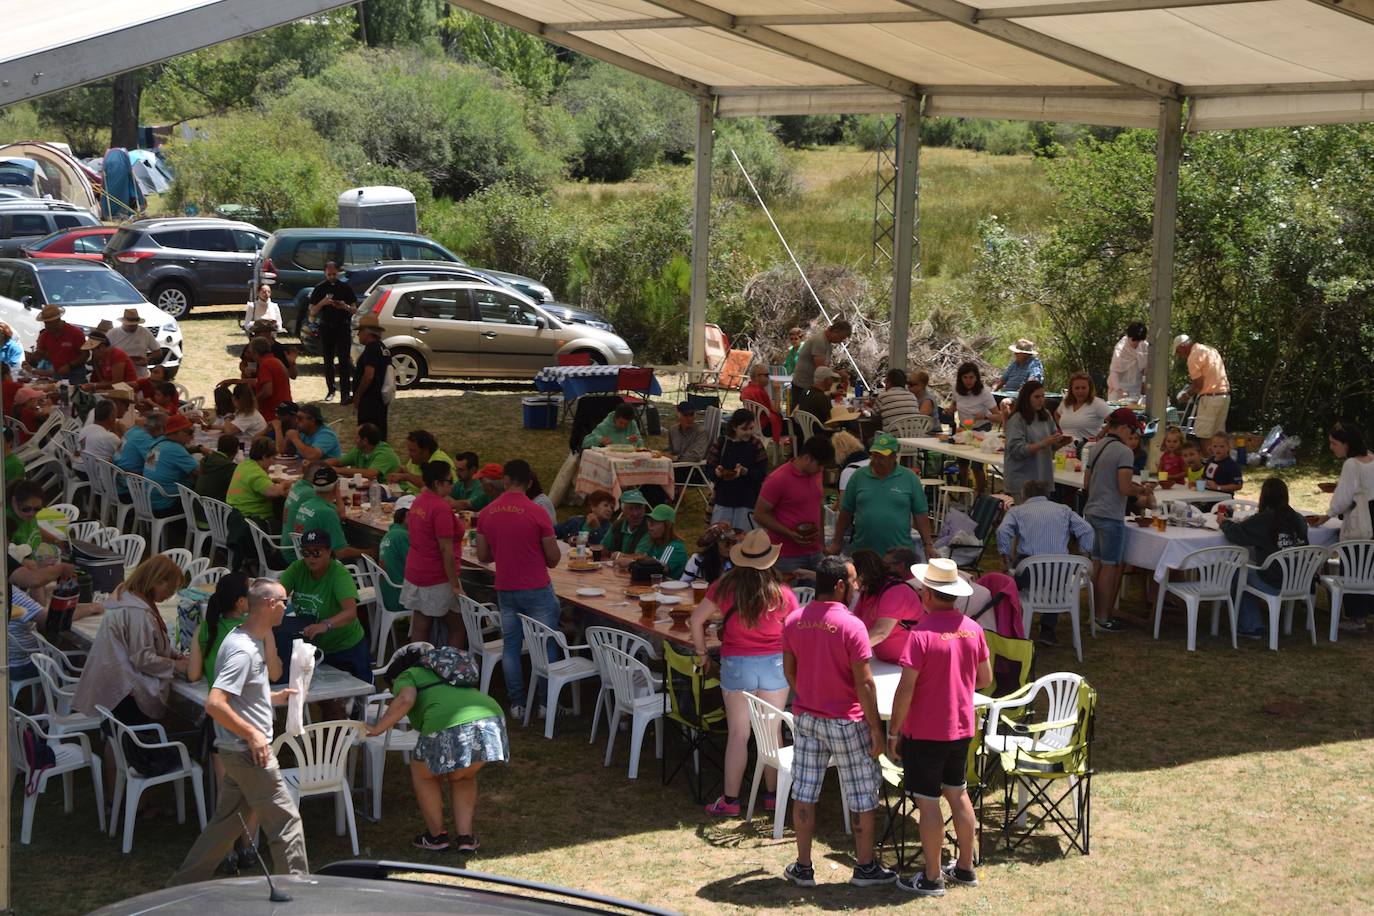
top-left (14, 310), bottom-right (1370, 915)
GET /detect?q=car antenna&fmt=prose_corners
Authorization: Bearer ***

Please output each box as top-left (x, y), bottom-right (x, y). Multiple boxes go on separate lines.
top-left (238, 812), bottom-right (292, 903)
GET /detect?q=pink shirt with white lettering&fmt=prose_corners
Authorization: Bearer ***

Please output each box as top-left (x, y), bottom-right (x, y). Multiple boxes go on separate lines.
top-left (476, 492), bottom-right (555, 592)
top-left (713, 581), bottom-right (798, 657)
top-left (758, 462), bottom-right (823, 557)
top-left (782, 600), bottom-right (872, 721)
top-left (856, 580), bottom-right (925, 664)
top-left (898, 611), bottom-right (989, 742)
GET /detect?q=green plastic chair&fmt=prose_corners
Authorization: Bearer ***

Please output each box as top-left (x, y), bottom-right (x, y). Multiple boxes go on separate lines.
top-left (661, 643), bottom-right (727, 803)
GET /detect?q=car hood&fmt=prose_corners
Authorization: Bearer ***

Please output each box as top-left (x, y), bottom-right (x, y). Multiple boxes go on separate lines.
top-left (0, 294), bottom-right (177, 349)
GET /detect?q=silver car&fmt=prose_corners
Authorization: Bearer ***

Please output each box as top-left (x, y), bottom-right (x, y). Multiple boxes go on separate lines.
top-left (355, 280), bottom-right (633, 386)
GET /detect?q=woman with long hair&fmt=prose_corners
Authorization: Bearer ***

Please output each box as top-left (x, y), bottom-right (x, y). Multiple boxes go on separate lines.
top-left (1222, 477), bottom-right (1309, 640)
top-left (1003, 380), bottom-right (1069, 503)
top-left (950, 362), bottom-right (998, 494)
top-left (1055, 372), bottom-right (1111, 442)
top-left (852, 548), bottom-right (924, 663)
top-left (705, 408), bottom-right (769, 530)
top-left (689, 528), bottom-right (798, 817)
top-left (1317, 421), bottom-right (1374, 630)
top-left (220, 383), bottom-right (266, 439)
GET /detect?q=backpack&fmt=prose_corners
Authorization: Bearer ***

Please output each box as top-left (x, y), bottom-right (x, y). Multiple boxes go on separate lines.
top-left (21, 724), bottom-right (55, 796)
top-left (418, 646), bottom-right (480, 689)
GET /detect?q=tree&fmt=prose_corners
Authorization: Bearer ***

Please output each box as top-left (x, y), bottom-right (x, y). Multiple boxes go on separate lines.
top-left (554, 62), bottom-right (695, 182)
top-left (357, 0), bottom-right (442, 46)
top-left (438, 9), bottom-right (568, 99)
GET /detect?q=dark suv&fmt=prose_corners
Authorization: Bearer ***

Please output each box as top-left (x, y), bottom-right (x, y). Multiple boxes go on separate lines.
top-left (254, 228), bottom-right (554, 333)
top-left (0, 200), bottom-right (101, 257)
top-left (105, 217), bottom-right (269, 317)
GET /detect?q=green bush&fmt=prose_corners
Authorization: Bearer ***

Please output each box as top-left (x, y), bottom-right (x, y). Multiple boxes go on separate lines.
top-left (842, 114), bottom-right (895, 151)
top-left (773, 115), bottom-right (843, 149)
top-left (555, 62), bottom-right (695, 182)
top-left (713, 119), bottom-right (797, 203)
top-left (439, 9), bottom-right (568, 99)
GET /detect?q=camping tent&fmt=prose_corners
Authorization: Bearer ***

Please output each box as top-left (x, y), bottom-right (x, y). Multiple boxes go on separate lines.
top-left (0, 141), bottom-right (100, 214)
top-left (129, 149), bottom-right (173, 196)
top-left (100, 148), bottom-right (145, 219)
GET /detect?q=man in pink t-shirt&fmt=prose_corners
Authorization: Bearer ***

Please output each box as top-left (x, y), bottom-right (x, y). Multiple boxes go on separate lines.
top-left (475, 459), bottom-right (561, 720)
top-left (780, 555), bottom-right (894, 889)
top-left (756, 436), bottom-right (835, 577)
top-left (402, 460), bottom-right (466, 648)
top-left (887, 558), bottom-right (992, 897)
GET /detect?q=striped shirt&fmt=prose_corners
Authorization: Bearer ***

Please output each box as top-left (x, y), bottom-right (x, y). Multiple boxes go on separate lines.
top-left (996, 496), bottom-right (1095, 564)
top-left (877, 387), bottom-right (924, 430)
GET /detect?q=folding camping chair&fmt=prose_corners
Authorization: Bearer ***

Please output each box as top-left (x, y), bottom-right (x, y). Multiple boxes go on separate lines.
top-left (661, 643), bottom-right (726, 803)
top-left (948, 495), bottom-right (1007, 571)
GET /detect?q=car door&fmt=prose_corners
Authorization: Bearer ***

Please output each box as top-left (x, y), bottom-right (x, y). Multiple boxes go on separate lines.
top-left (408, 286), bottom-right (480, 376)
top-left (471, 286), bottom-right (560, 374)
top-left (230, 228), bottom-right (267, 294)
top-left (184, 227), bottom-right (240, 302)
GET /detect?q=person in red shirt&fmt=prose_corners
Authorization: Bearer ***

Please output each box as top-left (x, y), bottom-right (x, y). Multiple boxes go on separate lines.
top-left (740, 364), bottom-right (785, 441)
top-left (1, 363), bottom-right (21, 418)
top-left (402, 460), bottom-right (466, 649)
top-left (474, 459), bottom-right (560, 721)
top-left (886, 558), bottom-right (992, 897)
top-left (754, 436), bottom-right (835, 577)
top-left (81, 329), bottom-right (136, 389)
top-left (28, 304), bottom-right (88, 383)
top-left (226, 337), bottom-right (292, 421)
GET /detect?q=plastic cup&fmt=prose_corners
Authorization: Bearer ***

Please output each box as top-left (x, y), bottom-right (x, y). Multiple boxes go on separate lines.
top-left (1195, 480), bottom-right (1207, 492)
top-left (692, 579), bottom-right (708, 603)
top-left (638, 593), bottom-right (659, 619)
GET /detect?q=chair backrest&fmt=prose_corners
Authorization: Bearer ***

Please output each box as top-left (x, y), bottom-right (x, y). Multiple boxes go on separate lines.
top-left (176, 483), bottom-right (203, 529)
top-left (348, 564), bottom-right (372, 600)
top-left (967, 495), bottom-right (1005, 540)
top-left (47, 503), bottom-right (80, 523)
top-left (569, 395), bottom-right (623, 454)
top-left (718, 349), bottom-right (753, 390)
top-left (558, 352), bottom-right (592, 367)
top-left (792, 586), bottom-right (815, 605)
top-left (1218, 498), bottom-right (1260, 512)
top-left (31, 654), bottom-right (77, 714)
top-left (191, 566), bottom-right (230, 589)
top-left (518, 614), bottom-right (571, 677)
top-left (602, 646), bottom-right (657, 709)
top-left (743, 692), bottom-right (791, 769)
top-left (199, 496), bottom-right (236, 545)
top-left (616, 366), bottom-right (654, 394)
top-left (187, 557), bottom-right (211, 581)
top-left (586, 626), bottom-right (658, 684)
top-left (1177, 545), bottom-right (1248, 593)
top-left (359, 554), bottom-right (400, 608)
top-left (273, 720), bottom-right (363, 789)
top-left (1015, 555), bottom-right (1091, 612)
top-left (886, 414), bottom-right (934, 439)
top-left (87, 459), bottom-right (120, 504)
top-left (458, 595), bottom-right (499, 649)
top-left (161, 548), bottom-right (194, 576)
top-left (95, 526), bottom-right (121, 548)
top-left (984, 631), bottom-right (1035, 699)
top-left (108, 533), bottom-right (146, 571)
top-left (1263, 545), bottom-right (1332, 598)
top-left (792, 410), bottom-right (822, 445)
top-left (1332, 539), bottom-right (1374, 585)
top-left (33, 634), bottom-right (81, 676)
top-left (1020, 671), bottom-right (1084, 751)
top-left (66, 520), bottom-right (101, 544)
top-left (739, 398), bottom-right (769, 429)
top-left (703, 405), bottom-right (722, 445)
top-left (244, 519), bottom-right (284, 577)
top-left (703, 323), bottom-right (727, 370)
top-left (661, 642), bottom-right (723, 729)
top-left (124, 474), bottom-right (162, 520)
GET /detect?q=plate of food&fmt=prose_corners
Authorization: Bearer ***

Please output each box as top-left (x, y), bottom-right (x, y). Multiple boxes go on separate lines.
top-left (576, 587), bottom-right (606, 598)
top-left (567, 558), bottom-right (601, 571)
top-left (659, 580), bottom-right (689, 592)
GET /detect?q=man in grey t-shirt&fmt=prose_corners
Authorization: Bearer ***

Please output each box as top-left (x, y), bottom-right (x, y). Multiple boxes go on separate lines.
top-left (1081, 409), bottom-right (1156, 632)
top-left (169, 579), bottom-right (308, 885)
top-left (790, 320), bottom-right (852, 392)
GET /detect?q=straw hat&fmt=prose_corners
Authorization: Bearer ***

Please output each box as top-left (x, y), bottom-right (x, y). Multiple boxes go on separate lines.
top-left (106, 383), bottom-right (135, 402)
top-left (36, 304), bottom-right (63, 322)
top-left (120, 308), bottom-right (144, 324)
top-left (80, 330), bottom-right (109, 351)
top-left (827, 405), bottom-right (862, 425)
top-left (357, 313), bottom-right (386, 335)
top-left (1008, 338), bottom-right (1038, 356)
top-left (729, 528), bottom-right (781, 571)
top-left (909, 557), bottom-right (973, 597)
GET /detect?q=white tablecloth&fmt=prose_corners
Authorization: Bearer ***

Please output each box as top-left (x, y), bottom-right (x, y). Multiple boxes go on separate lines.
top-left (873, 659), bottom-right (991, 720)
top-left (1125, 518), bottom-right (1341, 582)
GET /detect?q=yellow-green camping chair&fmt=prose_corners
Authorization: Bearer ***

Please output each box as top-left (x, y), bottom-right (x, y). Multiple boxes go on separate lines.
top-left (661, 643), bottom-right (727, 803)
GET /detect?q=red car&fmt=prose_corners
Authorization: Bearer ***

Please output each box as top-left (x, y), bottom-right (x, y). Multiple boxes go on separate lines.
top-left (22, 225), bottom-right (117, 261)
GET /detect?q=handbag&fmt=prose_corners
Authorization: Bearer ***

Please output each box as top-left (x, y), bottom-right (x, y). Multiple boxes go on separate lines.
top-left (21, 725), bottom-right (56, 796)
top-left (421, 646), bottom-right (481, 688)
top-left (629, 558), bottom-right (666, 585)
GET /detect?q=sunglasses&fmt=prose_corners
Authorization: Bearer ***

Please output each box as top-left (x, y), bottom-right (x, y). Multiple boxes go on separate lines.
top-left (17, 503), bottom-right (41, 515)
top-left (301, 548), bottom-right (328, 558)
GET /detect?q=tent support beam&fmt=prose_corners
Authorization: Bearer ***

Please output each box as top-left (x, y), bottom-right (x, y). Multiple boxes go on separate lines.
top-left (1304, 0), bottom-right (1374, 26)
top-left (890, 96), bottom-right (922, 371)
top-left (689, 97), bottom-right (713, 370)
top-left (1146, 97), bottom-right (1183, 465)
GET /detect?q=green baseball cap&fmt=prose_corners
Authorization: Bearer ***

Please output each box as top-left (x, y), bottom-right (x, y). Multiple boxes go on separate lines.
top-left (870, 431), bottom-right (900, 455)
top-left (619, 489), bottom-right (649, 506)
top-left (648, 504), bottom-right (677, 523)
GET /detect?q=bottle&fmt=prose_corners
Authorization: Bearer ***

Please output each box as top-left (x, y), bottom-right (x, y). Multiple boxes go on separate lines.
top-left (351, 474), bottom-right (364, 508)
top-left (369, 481), bottom-right (381, 507)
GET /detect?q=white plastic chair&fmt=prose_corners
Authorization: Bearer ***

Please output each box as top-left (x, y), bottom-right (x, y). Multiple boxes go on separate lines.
top-left (518, 614), bottom-right (598, 739)
top-left (190, 566), bottom-right (230, 590)
top-left (176, 484), bottom-right (212, 556)
top-left (186, 557), bottom-right (211, 582)
top-left (108, 533), bottom-right (147, 576)
top-left (47, 502), bottom-right (80, 523)
top-left (1240, 545), bottom-right (1330, 651)
top-left (360, 554), bottom-right (410, 662)
top-left (744, 692), bottom-right (851, 840)
top-left (87, 459), bottom-right (133, 530)
top-left (66, 519), bottom-right (101, 545)
top-left (10, 708), bottom-right (105, 844)
top-left (31, 655), bottom-right (102, 737)
top-left (360, 689), bottom-right (418, 821)
top-left (1014, 555), bottom-right (1095, 662)
top-left (245, 519), bottom-right (287, 581)
top-left (984, 672), bottom-right (1084, 756)
top-left (586, 626), bottom-right (660, 744)
top-left (12, 634), bottom-right (85, 705)
top-left (125, 474), bottom-right (183, 555)
top-left (93, 526), bottom-right (121, 548)
top-left (791, 410), bottom-right (822, 447)
top-left (1321, 540), bottom-right (1374, 642)
top-left (792, 586), bottom-right (815, 606)
top-left (1151, 546), bottom-right (1247, 651)
top-left (886, 414), bottom-right (934, 466)
top-left (96, 705), bottom-right (206, 854)
top-left (1217, 499), bottom-right (1260, 512)
top-left (349, 563), bottom-right (378, 639)
top-left (199, 496), bottom-right (238, 568)
top-left (272, 720), bottom-right (365, 855)
top-left (57, 444), bottom-right (94, 514)
top-left (599, 646), bottom-right (664, 779)
top-left (160, 547), bottom-right (195, 577)
top-left (458, 595), bottom-right (508, 696)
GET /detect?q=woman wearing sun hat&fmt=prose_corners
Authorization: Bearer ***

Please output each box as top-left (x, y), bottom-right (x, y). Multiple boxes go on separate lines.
top-left (690, 528), bottom-right (799, 818)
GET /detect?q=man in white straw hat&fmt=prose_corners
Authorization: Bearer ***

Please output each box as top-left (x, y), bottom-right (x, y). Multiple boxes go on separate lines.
top-left (1171, 334), bottom-right (1230, 439)
top-left (887, 557), bottom-right (992, 897)
top-left (996, 338), bottom-right (1044, 395)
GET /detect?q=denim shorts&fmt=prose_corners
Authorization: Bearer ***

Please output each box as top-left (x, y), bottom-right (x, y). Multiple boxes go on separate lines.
top-left (1088, 515), bottom-right (1126, 566)
top-left (719, 653), bottom-right (787, 692)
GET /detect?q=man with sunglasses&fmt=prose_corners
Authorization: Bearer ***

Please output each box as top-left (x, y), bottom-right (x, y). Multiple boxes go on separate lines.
top-left (279, 530), bottom-right (372, 710)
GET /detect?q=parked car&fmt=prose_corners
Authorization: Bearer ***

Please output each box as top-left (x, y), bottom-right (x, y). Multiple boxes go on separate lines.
top-left (344, 261), bottom-right (615, 332)
top-left (355, 280), bottom-right (632, 386)
top-left (104, 216), bottom-right (270, 318)
top-left (0, 200), bottom-right (101, 257)
top-left (254, 228), bottom-right (554, 333)
top-left (21, 226), bottom-right (118, 261)
top-left (0, 258), bottom-right (184, 373)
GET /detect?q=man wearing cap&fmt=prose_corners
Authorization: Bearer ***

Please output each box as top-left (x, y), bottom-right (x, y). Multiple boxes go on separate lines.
top-left (280, 528), bottom-right (371, 701)
top-left (143, 413), bottom-right (202, 513)
top-left (379, 494), bottom-right (415, 615)
top-left (388, 429), bottom-right (455, 495)
top-left (330, 422), bottom-right (400, 481)
top-left (402, 460), bottom-right (466, 649)
top-left (1107, 321), bottom-right (1149, 401)
top-left (756, 436), bottom-right (836, 576)
top-left (780, 554), bottom-right (894, 889)
top-left (603, 488), bottom-right (651, 556)
top-left (282, 465), bottom-right (371, 563)
top-left (106, 308), bottom-right (161, 377)
top-left (352, 313), bottom-right (393, 438)
top-left (284, 404), bottom-right (342, 462)
top-left (996, 339), bottom-right (1044, 395)
top-left (77, 398), bottom-right (125, 474)
top-left (475, 459), bottom-right (561, 721)
top-left (830, 432), bottom-right (935, 560)
top-left (1172, 334), bottom-right (1230, 439)
top-left (790, 320), bottom-right (852, 393)
top-left (996, 479), bottom-right (1095, 646)
top-left (27, 304), bottom-right (87, 384)
top-left (887, 558), bottom-right (992, 897)
top-left (1082, 408), bottom-right (1156, 632)
top-left (81, 328), bottom-right (137, 389)
top-left (667, 402), bottom-right (708, 466)
top-left (309, 261), bottom-right (358, 403)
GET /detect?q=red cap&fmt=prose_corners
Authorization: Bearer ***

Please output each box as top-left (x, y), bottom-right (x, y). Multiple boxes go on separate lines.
top-left (1106, 407), bottom-right (1143, 432)
top-left (475, 462), bottom-right (505, 480)
top-left (164, 413), bottom-right (193, 434)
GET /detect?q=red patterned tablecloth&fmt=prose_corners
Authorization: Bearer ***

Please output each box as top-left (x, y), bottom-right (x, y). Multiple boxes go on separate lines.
top-left (576, 448), bottom-right (675, 499)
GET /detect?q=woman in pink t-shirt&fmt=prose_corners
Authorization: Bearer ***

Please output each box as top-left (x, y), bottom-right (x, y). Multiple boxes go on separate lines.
top-left (852, 549), bottom-right (925, 664)
top-left (688, 528), bottom-right (798, 818)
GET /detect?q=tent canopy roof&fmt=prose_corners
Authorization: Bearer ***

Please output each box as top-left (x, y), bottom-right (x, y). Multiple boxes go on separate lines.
top-left (3, 0), bottom-right (1374, 127)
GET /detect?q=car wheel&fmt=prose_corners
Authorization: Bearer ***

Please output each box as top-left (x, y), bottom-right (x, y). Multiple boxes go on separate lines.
top-left (574, 349), bottom-right (606, 365)
top-left (153, 282), bottom-right (193, 318)
top-left (391, 348), bottom-right (426, 389)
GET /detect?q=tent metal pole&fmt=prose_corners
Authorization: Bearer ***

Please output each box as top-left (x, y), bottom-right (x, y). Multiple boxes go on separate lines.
top-left (688, 96), bottom-right (714, 370)
top-left (890, 95), bottom-right (921, 370)
top-left (1146, 97), bottom-right (1183, 465)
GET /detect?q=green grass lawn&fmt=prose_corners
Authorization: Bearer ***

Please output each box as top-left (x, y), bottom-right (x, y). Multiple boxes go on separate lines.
top-left (22, 311), bottom-right (1370, 915)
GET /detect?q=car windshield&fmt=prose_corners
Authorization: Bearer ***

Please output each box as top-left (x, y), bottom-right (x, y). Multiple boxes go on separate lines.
top-left (37, 267), bottom-right (142, 305)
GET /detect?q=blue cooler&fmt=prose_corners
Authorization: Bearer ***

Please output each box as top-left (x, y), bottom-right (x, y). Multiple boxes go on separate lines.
top-left (522, 396), bottom-right (561, 430)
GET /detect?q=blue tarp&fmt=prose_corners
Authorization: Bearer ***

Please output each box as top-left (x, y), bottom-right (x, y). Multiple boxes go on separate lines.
top-left (100, 147), bottom-right (145, 219)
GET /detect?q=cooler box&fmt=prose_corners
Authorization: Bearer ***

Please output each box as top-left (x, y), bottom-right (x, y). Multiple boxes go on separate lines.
top-left (71, 539), bottom-right (125, 594)
top-left (522, 396), bottom-right (561, 430)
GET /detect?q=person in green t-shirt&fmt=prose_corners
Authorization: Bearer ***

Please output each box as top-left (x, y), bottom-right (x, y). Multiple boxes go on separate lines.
top-left (448, 451), bottom-right (488, 510)
top-left (330, 422), bottom-right (401, 481)
top-left (378, 495), bottom-right (413, 618)
top-left (7, 479), bottom-right (51, 553)
top-left (282, 465), bottom-right (371, 562)
top-left (365, 644), bottom-right (510, 852)
top-left (3, 427), bottom-right (25, 484)
top-left (831, 433), bottom-right (936, 559)
top-left (227, 437), bottom-right (290, 524)
top-left (604, 488), bottom-right (651, 556)
top-left (641, 503), bottom-right (689, 578)
top-left (280, 530), bottom-right (370, 716)
top-left (386, 429), bottom-right (455, 495)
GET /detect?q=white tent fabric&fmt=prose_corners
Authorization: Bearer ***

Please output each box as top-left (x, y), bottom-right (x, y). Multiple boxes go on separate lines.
top-left (0, 141), bottom-right (100, 214)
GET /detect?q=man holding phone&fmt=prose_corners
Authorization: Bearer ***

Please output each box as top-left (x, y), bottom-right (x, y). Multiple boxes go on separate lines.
top-left (308, 261), bottom-right (358, 403)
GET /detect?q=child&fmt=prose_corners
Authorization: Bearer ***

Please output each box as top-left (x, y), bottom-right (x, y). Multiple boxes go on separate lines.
top-left (1181, 441), bottom-right (1206, 485)
top-left (1157, 425), bottom-right (1186, 483)
top-left (1203, 433), bottom-right (1243, 493)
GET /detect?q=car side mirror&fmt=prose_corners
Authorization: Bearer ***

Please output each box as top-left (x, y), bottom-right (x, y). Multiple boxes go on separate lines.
top-left (533, 315), bottom-right (546, 329)
top-left (20, 296), bottom-right (34, 309)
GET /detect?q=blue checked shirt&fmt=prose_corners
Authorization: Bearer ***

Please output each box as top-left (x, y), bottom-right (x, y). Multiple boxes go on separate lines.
top-left (1000, 356), bottom-right (1044, 393)
top-left (996, 496), bottom-right (1095, 564)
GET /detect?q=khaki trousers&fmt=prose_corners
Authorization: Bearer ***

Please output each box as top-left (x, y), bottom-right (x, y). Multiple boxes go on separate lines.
top-left (1192, 394), bottom-right (1231, 439)
top-left (167, 748), bottom-right (308, 886)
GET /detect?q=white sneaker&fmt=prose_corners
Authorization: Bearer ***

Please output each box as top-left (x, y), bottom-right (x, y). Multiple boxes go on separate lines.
top-left (510, 706), bottom-right (526, 721)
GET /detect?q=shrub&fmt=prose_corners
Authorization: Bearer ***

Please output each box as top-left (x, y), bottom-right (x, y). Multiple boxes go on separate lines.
top-left (439, 9), bottom-right (568, 99)
top-left (773, 115), bottom-right (843, 149)
top-left (713, 119), bottom-right (797, 202)
top-left (555, 62), bottom-right (695, 182)
top-left (842, 114), bottom-right (895, 151)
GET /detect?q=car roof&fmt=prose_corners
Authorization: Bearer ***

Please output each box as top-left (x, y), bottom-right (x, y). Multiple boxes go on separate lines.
top-left (0, 199), bottom-right (85, 211)
top-left (348, 261), bottom-right (475, 273)
top-left (270, 227), bottom-right (432, 241)
top-left (379, 280), bottom-right (514, 293)
top-left (125, 216), bottom-right (264, 232)
top-left (0, 256), bottom-right (112, 269)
